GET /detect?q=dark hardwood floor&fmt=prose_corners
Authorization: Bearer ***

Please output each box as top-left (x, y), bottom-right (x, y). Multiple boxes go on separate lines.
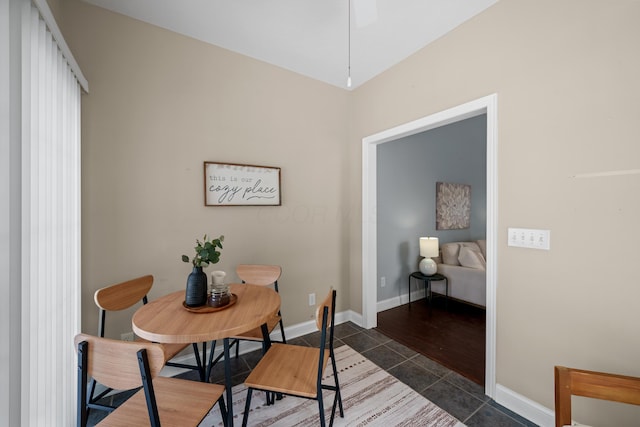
top-left (376, 295), bottom-right (486, 385)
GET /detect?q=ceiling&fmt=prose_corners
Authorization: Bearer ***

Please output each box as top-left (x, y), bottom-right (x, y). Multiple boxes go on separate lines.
top-left (83, 0), bottom-right (498, 89)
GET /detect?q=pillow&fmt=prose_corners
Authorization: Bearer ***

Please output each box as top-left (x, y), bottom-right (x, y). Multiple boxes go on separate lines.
top-left (458, 246), bottom-right (486, 270)
top-left (476, 240), bottom-right (487, 259)
top-left (460, 241), bottom-right (481, 252)
top-left (441, 243), bottom-right (461, 265)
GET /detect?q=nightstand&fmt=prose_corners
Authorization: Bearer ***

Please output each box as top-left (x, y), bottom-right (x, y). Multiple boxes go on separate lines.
top-left (408, 271), bottom-right (448, 307)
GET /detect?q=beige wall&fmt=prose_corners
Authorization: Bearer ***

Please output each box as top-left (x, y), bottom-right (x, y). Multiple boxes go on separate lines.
top-left (352, 0), bottom-right (640, 425)
top-left (59, 0), bottom-right (640, 425)
top-left (61, 0), bottom-right (350, 338)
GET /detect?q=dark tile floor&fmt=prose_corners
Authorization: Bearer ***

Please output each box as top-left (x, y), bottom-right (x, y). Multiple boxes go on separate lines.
top-left (87, 321), bottom-right (538, 426)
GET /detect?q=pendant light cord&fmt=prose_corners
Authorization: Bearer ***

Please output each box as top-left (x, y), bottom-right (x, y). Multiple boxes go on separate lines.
top-left (347, 0), bottom-right (352, 87)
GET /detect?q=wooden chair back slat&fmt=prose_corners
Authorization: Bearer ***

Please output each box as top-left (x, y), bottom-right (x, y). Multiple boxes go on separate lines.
top-left (94, 275), bottom-right (154, 311)
top-left (554, 365), bottom-right (640, 427)
top-left (75, 333), bottom-right (165, 391)
top-left (236, 265), bottom-right (281, 286)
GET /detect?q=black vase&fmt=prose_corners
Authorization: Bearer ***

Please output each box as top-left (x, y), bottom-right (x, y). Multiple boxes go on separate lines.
top-left (185, 266), bottom-right (208, 307)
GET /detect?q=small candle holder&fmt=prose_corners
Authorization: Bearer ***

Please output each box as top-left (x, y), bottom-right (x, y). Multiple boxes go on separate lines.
top-left (208, 271), bottom-right (230, 307)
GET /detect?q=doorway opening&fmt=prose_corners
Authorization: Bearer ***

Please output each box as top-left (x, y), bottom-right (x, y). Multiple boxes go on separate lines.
top-left (361, 94), bottom-right (498, 397)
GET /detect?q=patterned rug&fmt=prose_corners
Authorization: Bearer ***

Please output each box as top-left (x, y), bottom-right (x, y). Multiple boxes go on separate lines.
top-left (200, 345), bottom-right (465, 427)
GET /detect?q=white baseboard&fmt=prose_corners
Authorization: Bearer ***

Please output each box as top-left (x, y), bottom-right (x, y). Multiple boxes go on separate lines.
top-left (494, 383), bottom-right (554, 427)
top-left (377, 289), bottom-right (426, 313)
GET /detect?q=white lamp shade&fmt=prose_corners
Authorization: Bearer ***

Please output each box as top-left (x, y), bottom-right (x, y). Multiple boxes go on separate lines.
top-left (419, 237), bottom-right (439, 258)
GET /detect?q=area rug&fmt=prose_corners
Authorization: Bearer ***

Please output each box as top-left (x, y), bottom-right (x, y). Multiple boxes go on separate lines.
top-left (199, 344), bottom-right (465, 427)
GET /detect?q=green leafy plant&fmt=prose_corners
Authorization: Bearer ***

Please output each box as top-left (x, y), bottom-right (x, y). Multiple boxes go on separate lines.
top-left (181, 235), bottom-right (224, 267)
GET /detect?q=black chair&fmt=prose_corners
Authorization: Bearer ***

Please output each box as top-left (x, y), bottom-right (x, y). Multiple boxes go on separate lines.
top-left (88, 275), bottom-right (203, 413)
top-left (76, 333), bottom-right (227, 427)
top-left (209, 264), bottom-right (286, 370)
top-left (241, 289), bottom-right (343, 427)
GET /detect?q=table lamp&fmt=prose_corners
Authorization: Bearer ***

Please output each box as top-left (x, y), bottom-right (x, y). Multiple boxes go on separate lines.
top-left (419, 237), bottom-right (439, 276)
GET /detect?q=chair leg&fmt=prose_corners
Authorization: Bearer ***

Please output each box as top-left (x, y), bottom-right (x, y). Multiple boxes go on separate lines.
top-left (318, 389), bottom-right (326, 427)
top-left (279, 317), bottom-right (286, 344)
top-left (234, 338), bottom-right (240, 359)
top-left (330, 390), bottom-right (340, 426)
top-left (331, 356), bottom-right (344, 417)
top-left (87, 378), bottom-right (96, 407)
top-left (242, 388), bottom-right (253, 427)
top-left (218, 395), bottom-right (228, 427)
top-left (165, 342), bottom-right (206, 381)
top-left (137, 349), bottom-right (161, 427)
top-left (77, 341), bottom-right (88, 427)
top-left (336, 388), bottom-right (344, 418)
top-left (191, 342), bottom-right (203, 379)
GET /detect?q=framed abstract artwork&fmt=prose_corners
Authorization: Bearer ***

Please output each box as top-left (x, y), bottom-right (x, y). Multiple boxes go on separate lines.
top-left (436, 182), bottom-right (470, 230)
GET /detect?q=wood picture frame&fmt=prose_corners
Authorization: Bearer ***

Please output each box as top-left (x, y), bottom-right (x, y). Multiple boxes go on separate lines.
top-left (204, 162), bottom-right (281, 206)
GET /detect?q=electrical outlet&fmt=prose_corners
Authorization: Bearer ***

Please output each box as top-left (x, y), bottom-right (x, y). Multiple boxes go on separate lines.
top-left (121, 331), bottom-right (134, 341)
top-left (508, 227), bottom-right (550, 250)
top-left (308, 293), bottom-right (316, 306)
top-left (380, 276), bottom-right (386, 287)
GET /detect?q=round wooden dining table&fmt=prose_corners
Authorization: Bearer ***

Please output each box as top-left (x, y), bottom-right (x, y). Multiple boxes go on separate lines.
top-left (132, 283), bottom-right (281, 426)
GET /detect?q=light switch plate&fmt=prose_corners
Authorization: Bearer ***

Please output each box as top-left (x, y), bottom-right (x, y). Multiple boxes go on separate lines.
top-left (508, 228), bottom-right (550, 250)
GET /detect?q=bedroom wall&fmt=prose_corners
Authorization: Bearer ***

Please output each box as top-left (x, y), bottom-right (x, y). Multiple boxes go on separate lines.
top-left (60, 0), bottom-right (350, 340)
top-left (351, 0), bottom-right (640, 425)
top-left (376, 115), bottom-right (486, 302)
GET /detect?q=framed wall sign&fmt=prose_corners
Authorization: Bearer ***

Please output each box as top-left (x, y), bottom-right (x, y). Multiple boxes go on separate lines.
top-left (204, 162), bottom-right (281, 206)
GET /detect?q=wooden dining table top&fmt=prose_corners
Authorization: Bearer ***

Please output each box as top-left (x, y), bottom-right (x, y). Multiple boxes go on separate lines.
top-left (132, 283), bottom-right (281, 344)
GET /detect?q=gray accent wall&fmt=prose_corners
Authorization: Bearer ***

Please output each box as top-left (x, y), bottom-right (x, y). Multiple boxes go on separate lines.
top-left (376, 114), bottom-right (487, 302)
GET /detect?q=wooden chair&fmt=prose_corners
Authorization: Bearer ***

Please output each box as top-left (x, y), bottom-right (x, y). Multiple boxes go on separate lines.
top-left (554, 365), bottom-right (640, 427)
top-left (75, 333), bottom-right (227, 427)
top-left (88, 275), bottom-right (203, 413)
top-left (229, 265), bottom-right (286, 358)
top-left (241, 289), bottom-right (343, 427)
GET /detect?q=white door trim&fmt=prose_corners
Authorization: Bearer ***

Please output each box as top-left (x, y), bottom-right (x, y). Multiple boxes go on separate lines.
top-left (361, 93), bottom-right (498, 397)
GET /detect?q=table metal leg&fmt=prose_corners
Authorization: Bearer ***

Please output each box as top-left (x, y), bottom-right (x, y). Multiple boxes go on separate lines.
top-left (205, 340), bottom-right (217, 382)
top-left (224, 338), bottom-right (233, 426)
top-left (201, 342), bottom-right (207, 381)
top-left (189, 342), bottom-right (205, 382)
top-left (445, 278), bottom-right (449, 310)
top-left (408, 276), bottom-right (412, 306)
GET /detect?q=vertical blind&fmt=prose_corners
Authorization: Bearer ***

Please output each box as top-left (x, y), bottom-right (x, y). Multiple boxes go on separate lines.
top-left (22, 1), bottom-right (85, 425)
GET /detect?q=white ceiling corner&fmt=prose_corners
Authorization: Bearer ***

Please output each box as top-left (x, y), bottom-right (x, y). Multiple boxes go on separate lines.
top-left (82, 0), bottom-right (498, 89)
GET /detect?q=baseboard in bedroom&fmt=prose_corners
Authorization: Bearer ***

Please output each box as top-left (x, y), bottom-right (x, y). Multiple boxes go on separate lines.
top-left (377, 290), bottom-right (427, 312)
top-left (494, 383), bottom-right (554, 427)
